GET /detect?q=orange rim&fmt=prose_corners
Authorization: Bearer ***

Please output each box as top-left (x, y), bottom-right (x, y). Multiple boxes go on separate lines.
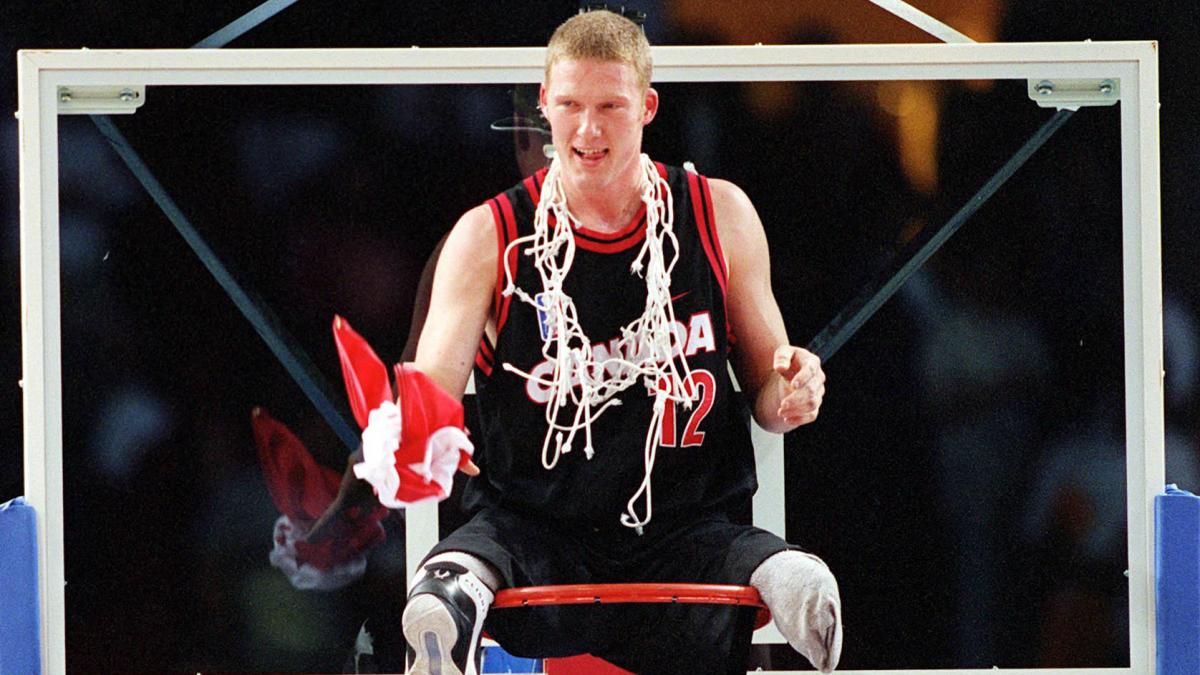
top-left (492, 583), bottom-right (772, 629)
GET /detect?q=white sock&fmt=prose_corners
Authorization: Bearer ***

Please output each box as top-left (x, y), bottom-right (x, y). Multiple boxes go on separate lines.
top-left (750, 550), bottom-right (843, 673)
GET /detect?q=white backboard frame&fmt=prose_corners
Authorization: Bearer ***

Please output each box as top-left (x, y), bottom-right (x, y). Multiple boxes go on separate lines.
top-left (18, 42), bottom-right (1163, 674)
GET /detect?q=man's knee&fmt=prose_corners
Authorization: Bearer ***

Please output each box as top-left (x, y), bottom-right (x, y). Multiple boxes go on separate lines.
top-left (403, 553), bottom-right (499, 675)
top-left (412, 551), bottom-right (502, 592)
top-left (751, 550), bottom-right (843, 673)
top-left (405, 551), bottom-right (500, 632)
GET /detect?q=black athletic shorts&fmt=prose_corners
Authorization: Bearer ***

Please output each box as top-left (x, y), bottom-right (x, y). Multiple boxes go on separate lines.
top-left (425, 506), bottom-right (794, 674)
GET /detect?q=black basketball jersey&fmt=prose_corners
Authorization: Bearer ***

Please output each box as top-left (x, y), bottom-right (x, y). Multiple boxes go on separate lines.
top-left (466, 163), bottom-right (758, 532)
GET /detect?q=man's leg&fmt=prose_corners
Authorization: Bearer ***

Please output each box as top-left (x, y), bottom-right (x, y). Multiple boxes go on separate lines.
top-left (588, 517), bottom-right (788, 674)
top-left (401, 505), bottom-right (597, 673)
top-left (750, 550), bottom-right (843, 673)
top-left (403, 551), bottom-right (502, 675)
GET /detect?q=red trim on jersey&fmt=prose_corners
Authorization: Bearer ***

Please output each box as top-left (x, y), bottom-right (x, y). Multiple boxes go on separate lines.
top-left (572, 200), bottom-right (648, 253)
top-left (487, 198), bottom-right (508, 330)
top-left (699, 175), bottom-right (728, 291)
top-left (688, 171), bottom-right (736, 344)
top-left (533, 168), bottom-right (546, 198)
top-left (573, 203), bottom-right (646, 241)
top-left (476, 336), bottom-right (495, 374)
top-left (475, 351), bottom-right (494, 376)
top-left (523, 172), bottom-right (542, 206)
top-left (494, 194), bottom-right (520, 334)
top-left (487, 198), bottom-right (505, 319)
top-left (689, 172), bottom-right (728, 300)
top-left (479, 336), bottom-right (494, 360)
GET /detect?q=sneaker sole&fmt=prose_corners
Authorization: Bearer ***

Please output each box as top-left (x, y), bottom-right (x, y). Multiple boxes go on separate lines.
top-left (403, 593), bottom-right (464, 675)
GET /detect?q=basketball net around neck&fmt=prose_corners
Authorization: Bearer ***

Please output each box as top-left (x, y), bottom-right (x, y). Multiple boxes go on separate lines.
top-left (500, 154), bottom-right (698, 534)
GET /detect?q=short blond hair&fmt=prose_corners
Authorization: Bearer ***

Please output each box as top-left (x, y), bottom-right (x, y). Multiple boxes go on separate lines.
top-left (545, 10), bottom-right (652, 91)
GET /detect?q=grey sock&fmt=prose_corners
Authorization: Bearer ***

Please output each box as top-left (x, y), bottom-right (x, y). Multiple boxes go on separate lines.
top-left (750, 550), bottom-right (843, 673)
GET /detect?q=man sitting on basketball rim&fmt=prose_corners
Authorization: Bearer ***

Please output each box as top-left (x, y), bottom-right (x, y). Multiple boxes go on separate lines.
top-left (357, 10), bottom-right (842, 675)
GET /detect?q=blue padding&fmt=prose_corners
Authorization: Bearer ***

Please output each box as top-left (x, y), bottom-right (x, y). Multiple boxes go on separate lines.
top-left (481, 645), bottom-right (543, 673)
top-left (1156, 484), bottom-right (1200, 675)
top-left (0, 497), bottom-right (41, 675)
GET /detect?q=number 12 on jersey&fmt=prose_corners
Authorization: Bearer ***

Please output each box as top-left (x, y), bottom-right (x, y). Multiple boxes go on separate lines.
top-left (658, 369), bottom-right (716, 447)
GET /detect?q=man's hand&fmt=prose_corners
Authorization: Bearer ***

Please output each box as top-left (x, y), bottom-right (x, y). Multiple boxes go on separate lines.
top-left (772, 345), bottom-right (826, 428)
top-left (308, 449), bottom-right (477, 545)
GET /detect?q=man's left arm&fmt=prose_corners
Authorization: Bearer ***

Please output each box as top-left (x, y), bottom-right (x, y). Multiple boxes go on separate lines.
top-left (709, 179), bottom-right (826, 434)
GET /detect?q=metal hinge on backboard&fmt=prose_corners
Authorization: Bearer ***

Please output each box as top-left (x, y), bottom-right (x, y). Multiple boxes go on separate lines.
top-left (1027, 78), bottom-right (1120, 108)
top-left (56, 85), bottom-right (146, 115)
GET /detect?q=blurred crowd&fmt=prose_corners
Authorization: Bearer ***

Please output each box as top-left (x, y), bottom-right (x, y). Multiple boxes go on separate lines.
top-left (2, 0), bottom-right (1198, 670)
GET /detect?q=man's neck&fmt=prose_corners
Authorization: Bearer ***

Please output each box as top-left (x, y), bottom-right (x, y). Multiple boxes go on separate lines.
top-left (561, 166), bottom-right (645, 234)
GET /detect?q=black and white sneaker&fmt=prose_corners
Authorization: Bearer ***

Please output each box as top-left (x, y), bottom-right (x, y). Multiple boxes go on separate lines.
top-left (403, 561), bottom-right (494, 675)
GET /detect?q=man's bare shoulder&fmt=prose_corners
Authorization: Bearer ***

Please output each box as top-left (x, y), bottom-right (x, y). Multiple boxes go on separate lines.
top-left (705, 177), bottom-right (763, 244)
top-left (455, 202), bottom-right (496, 240)
top-left (706, 177), bottom-right (751, 205)
top-left (443, 203), bottom-right (498, 268)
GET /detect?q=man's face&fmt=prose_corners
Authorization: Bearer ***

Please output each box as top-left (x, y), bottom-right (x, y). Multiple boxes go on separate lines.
top-left (540, 58), bottom-right (658, 194)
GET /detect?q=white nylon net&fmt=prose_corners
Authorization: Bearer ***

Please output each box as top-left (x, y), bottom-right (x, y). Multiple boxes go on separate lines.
top-left (500, 154), bottom-right (699, 533)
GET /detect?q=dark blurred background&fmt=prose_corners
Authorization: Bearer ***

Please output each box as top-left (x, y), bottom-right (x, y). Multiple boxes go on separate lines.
top-left (3, 0), bottom-right (1198, 671)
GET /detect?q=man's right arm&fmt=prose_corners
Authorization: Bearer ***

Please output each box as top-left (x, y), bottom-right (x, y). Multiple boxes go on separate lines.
top-left (307, 205), bottom-right (495, 539)
top-left (412, 203), bottom-right (498, 400)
